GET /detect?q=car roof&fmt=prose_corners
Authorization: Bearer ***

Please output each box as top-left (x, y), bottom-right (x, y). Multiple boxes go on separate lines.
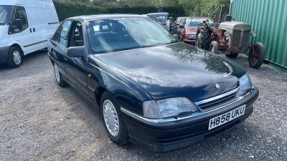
top-left (187, 17), bottom-right (212, 21)
top-left (146, 12), bottom-right (169, 16)
top-left (67, 14), bottom-right (147, 22)
top-left (185, 17), bottom-right (214, 24)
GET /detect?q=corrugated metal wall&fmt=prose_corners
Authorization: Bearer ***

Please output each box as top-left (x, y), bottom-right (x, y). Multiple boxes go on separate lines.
top-left (231, 0), bottom-right (287, 69)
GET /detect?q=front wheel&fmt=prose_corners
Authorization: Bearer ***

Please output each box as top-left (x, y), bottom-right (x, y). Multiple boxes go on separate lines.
top-left (248, 42), bottom-right (265, 69)
top-left (209, 41), bottom-right (219, 54)
top-left (7, 46), bottom-right (23, 68)
top-left (101, 92), bottom-right (128, 145)
top-left (225, 51), bottom-right (239, 58)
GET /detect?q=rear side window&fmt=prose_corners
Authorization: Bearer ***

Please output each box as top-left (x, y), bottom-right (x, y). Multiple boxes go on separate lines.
top-left (9, 6), bottom-right (28, 34)
top-left (52, 20), bottom-right (72, 47)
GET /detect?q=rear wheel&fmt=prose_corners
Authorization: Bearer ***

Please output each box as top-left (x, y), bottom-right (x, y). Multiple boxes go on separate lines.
top-left (53, 63), bottom-right (67, 87)
top-left (7, 46), bottom-right (23, 68)
top-left (101, 92), bottom-right (128, 145)
top-left (248, 42), bottom-right (265, 69)
top-left (200, 29), bottom-right (212, 50)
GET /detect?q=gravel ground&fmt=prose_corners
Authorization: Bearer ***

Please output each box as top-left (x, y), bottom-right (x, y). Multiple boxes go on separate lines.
top-left (0, 51), bottom-right (287, 161)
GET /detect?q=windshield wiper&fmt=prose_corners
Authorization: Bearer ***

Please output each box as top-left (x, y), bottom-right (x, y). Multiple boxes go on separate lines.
top-left (0, 23), bottom-right (5, 25)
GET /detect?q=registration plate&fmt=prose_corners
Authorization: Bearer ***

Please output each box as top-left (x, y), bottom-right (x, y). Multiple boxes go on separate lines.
top-left (208, 105), bottom-right (246, 130)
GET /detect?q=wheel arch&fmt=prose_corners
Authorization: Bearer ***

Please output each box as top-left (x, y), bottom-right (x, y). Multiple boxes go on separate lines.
top-left (8, 41), bottom-right (24, 54)
top-left (94, 86), bottom-right (107, 113)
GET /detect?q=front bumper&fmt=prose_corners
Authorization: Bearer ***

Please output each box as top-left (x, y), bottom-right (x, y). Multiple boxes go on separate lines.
top-left (183, 38), bottom-right (196, 45)
top-left (122, 87), bottom-right (259, 152)
top-left (0, 46), bottom-right (9, 64)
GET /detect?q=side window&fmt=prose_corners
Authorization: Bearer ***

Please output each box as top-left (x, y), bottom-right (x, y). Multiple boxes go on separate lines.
top-left (69, 22), bottom-right (84, 47)
top-left (52, 20), bottom-right (72, 47)
top-left (9, 6), bottom-right (28, 34)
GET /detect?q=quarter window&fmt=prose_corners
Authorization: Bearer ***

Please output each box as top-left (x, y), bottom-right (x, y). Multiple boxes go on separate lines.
top-left (9, 6), bottom-right (28, 34)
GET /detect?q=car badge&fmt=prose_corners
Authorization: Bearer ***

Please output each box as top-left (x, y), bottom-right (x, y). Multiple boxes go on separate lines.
top-left (215, 83), bottom-right (220, 89)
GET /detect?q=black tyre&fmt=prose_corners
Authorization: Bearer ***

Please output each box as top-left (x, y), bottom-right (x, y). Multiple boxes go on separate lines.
top-left (248, 42), bottom-right (265, 69)
top-left (7, 46), bottom-right (23, 68)
top-left (199, 27), bottom-right (212, 50)
top-left (225, 52), bottom-right (239, 58)
top-left (100, 91), bottom-right (128, 145)
top-left (53, 63), bottom-right (68, 87)
top-left (209, 41), bottom-right (219, 54)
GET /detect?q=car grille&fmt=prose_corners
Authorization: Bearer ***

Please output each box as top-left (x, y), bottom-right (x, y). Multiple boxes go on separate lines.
top-left (195, 88), bottom-right (238, 111)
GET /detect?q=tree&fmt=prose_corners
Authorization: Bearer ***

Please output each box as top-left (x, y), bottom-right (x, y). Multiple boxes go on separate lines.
top-left (178, 0), bottom-right (230, 20)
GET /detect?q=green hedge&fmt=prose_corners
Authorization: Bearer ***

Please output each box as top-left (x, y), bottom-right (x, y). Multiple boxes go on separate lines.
top-left (54, 2), bottom-right (106, 21)
top-left (54, 2), bottom-right (185, 21)
top-left (106, 6), bottom-right (185, 18)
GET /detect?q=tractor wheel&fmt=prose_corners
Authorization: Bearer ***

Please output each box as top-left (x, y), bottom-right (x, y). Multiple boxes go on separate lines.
top-left (195, 33), bottom-right (202, 47)
top-left (248, 42), bottom-right (265, 69)
top-left (209, 41), bottom-right (219, 54)
top-left (223, 32), bottom-right (239, 58)
top-left (200, 29), bottom-right (212, 50)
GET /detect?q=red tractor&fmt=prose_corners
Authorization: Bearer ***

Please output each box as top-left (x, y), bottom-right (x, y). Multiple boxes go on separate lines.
top-left (198, 21), bottom-right (265, 69)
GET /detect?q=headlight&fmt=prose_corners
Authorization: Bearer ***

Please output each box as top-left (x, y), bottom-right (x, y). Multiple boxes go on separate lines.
top-left (143, 97), bottom-right (199, 119)
top-left (237, 73), bottom-right (253, 96)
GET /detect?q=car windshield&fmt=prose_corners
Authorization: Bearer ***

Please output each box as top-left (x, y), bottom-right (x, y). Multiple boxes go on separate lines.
top-left (151, 15), bottom-right (167, 24)
top-left (0, 5), bottom-right (12, 25)
top-left (87, 17), bottom-right (177, 53)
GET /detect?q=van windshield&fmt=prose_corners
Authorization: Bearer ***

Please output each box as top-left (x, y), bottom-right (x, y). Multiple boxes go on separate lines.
top-left (0, 5), bottom-right (12, 25)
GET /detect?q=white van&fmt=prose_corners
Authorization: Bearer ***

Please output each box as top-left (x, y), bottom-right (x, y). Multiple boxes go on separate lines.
top-left (0, 0), bottom-right (59, 67)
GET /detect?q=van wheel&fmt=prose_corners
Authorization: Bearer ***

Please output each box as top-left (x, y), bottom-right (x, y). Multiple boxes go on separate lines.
top-left (100, 92), bottom-right (128, 145)
top-left (7, 46), bottom-right (23, 68)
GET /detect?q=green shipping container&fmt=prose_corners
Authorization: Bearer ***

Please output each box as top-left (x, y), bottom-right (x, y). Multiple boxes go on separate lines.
top-left (231, 0), bottom-right (287, 70)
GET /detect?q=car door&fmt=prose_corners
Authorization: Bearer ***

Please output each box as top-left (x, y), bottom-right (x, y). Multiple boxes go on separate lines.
top-left (50, 20), bottom-right (74, 85)
top-left (64, 21), bottom-right (90, 98)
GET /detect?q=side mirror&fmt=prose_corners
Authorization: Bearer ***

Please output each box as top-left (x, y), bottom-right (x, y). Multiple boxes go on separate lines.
top-left (179, 24), bottom-right (184, 28)
top-left (67, 46), bottom-right (86, 58)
